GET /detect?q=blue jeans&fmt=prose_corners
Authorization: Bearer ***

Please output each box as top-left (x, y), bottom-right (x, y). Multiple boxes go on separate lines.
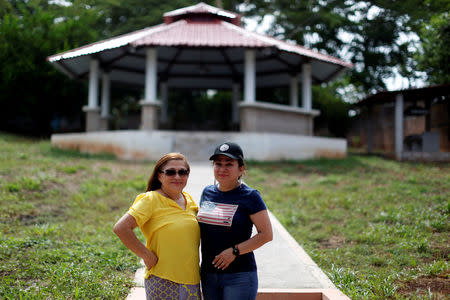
top-left (201, 271), bottom-right (258, 300)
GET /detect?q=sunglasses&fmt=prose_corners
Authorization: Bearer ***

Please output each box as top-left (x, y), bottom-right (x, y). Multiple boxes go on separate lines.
top-left (160, 169), bottom-right (190, 177)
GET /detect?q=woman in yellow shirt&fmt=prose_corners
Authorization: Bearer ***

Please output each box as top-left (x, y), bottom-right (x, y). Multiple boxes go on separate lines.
top-left (114, 153), bottom-right (200, 299)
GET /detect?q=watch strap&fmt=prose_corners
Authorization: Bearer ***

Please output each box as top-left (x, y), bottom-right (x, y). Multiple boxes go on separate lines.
top-left (232, 245), bottom-right (240, 256)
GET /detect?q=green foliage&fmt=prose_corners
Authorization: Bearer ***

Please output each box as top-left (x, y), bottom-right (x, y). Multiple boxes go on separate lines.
top-left (312, 85), bottom-right (352, 137)
top-left (241, 0), bottom-right (449, 93)
top-left (0, 133), bottom-right (155, 299)
top-left (1, 0), bottom-right (449, 137)
top-left (246, 156), bottom-right (450, 299)
top-left (92, 0), bottom-right (196, 36)
top-left (5, 176), bottom-right (42, 192)
top-left (1, 133), bottom-right (449, 298)
top-left (416, 12), bottom-right (450, 85)
top-left (0, 0), bottom-right (101, 135)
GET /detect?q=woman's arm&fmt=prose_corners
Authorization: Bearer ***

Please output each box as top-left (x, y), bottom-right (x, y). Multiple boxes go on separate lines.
top-left (212, 209), bottom-right (273, 270)
top-left (113, 213), bottom-right (158, 269)
top-left (237, 209), bottom-right (273, 254)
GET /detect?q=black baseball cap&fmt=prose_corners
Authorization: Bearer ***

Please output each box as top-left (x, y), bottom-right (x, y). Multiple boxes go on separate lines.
top-left (209, 142), bottom-right (244, 161)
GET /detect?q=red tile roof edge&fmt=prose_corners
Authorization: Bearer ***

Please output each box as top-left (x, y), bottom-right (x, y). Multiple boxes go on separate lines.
top-left (47, 16), bottom-right (352, 69)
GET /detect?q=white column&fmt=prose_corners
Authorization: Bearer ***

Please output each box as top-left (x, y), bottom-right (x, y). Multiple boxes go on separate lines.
top-left (244, 49), bottom-right (255, 103)
top-left (302, 63), bottom-right (312, 110)
top-left (290, 75), bottom-right (299, 107)
top-left (88, 58), bottom-right (99, 108)
top-left (160, 81), bottom-right (168, 123)
top-left (101, 72), bottom-right (110, 118)
top-left (232, 82), bottom-right (240, 123)
top-left (145, 48), bottom-right (158, 103)
top-left (395, 93), bottom-right (404, 160)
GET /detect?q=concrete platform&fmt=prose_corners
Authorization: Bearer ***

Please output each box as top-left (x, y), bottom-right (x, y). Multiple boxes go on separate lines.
top-left (51, 130), bottom-right (347, 162)
top-left (125, 163), bottom-right (350, 299)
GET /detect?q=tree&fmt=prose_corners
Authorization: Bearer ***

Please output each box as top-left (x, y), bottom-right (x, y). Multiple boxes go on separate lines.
top-left (415, 12), bottom-right (450, 84)
top-left (0, 0), bottom-right (102, 135)
top-left (2, 0), bottom-right (446, 136)
top-left (236, 0), bottom-right (449, 94)
top-left (0, 0), bottom-right (240, 135)
top-left (312, 84), bottom-right (352, 138)
top-left (91, 0), bottom-right (196, 37)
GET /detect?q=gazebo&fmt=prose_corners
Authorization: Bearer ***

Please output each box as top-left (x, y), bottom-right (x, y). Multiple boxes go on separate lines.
top-left (48, 2), bottom-right (353, 161)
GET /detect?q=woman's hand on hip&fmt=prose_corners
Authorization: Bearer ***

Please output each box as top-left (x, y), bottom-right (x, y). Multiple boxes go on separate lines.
top-left (212, 248), bottom-right (235, 270)
top-left (143, 251), bottom-right (158, 270)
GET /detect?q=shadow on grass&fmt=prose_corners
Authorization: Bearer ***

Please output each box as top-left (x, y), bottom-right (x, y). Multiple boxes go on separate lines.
top-left (0, 131), bottom-right (41, 143)
top-left (247, 155), bottom-right (370, 175)
top-left (40, 143), bottom-right (117, 161)
top-left (1, 132), bottom-right (118, 161)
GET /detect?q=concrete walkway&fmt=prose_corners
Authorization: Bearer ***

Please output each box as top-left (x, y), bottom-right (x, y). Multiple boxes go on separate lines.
top-left (126, 163), bottom-right (349, 299)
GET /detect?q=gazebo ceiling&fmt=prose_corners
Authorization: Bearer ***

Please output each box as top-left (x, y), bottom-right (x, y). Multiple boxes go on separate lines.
top-left (47, 2), bottom-right (353, 90)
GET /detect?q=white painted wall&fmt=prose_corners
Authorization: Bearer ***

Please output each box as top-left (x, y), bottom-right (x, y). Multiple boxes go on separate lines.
top-left (51, 130), bottom-right (347, 161)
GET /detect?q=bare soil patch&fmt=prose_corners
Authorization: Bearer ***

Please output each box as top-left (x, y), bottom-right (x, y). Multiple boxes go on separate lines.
top-left (397, 275), bottom-right (450, 299)
top-left (319, 235), bottom-right (346, 249)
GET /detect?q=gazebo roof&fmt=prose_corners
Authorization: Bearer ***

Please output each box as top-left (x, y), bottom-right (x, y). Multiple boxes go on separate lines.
top-left (163, 2), bottom-right (241, 25)
top-left (47, 2), bottom-right (353, 89)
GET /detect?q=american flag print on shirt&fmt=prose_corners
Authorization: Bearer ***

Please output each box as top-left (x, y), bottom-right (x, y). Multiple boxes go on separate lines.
top-left (197, 201), bottom-right (238, 227)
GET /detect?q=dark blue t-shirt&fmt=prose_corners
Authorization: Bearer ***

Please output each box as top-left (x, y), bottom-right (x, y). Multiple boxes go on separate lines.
top-left (197, 183), bottom-right (267, 273)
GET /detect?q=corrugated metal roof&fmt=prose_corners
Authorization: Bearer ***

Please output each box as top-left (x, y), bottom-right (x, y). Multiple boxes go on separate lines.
top-left (356, 83), bottom-right (450, 106)
top-left (221, 22), bottom-right (353, 68)
top-left (47, 23), bottom-right (168, 62)
top-left (163, 2), bottom-right (239, 24)
top-left (47, 2), bottom-right (353, 89)
top-left (132, 20), bottom-right (269, 48)
top-left (48, 17), bottom-right (352, 68)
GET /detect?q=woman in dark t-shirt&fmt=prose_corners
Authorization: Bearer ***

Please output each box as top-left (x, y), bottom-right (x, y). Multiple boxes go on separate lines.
top-left (197, 142), bottom-right (273, 300)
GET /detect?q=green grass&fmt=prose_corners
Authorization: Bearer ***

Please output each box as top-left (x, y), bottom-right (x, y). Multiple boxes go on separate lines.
top-left (246, 156), bottom-right (449, 299)
top-left (0, 133), bottom-right (151, 299)
top-left (1, 133), bottom-right (448, 299)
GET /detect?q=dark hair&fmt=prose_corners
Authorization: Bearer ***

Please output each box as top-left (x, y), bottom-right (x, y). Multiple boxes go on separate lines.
top-left (237, 158), bottom-right (245, 168)
top-left (146, 153), bottom-right (190, 192)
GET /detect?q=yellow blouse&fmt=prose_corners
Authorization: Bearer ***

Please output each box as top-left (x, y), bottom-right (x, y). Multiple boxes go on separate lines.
top-left (128, 191), bottom-right (200, 284)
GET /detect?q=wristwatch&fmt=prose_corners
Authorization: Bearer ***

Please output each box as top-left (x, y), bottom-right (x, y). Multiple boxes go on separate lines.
top-left (232, 245), bottom-right (240, 256)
